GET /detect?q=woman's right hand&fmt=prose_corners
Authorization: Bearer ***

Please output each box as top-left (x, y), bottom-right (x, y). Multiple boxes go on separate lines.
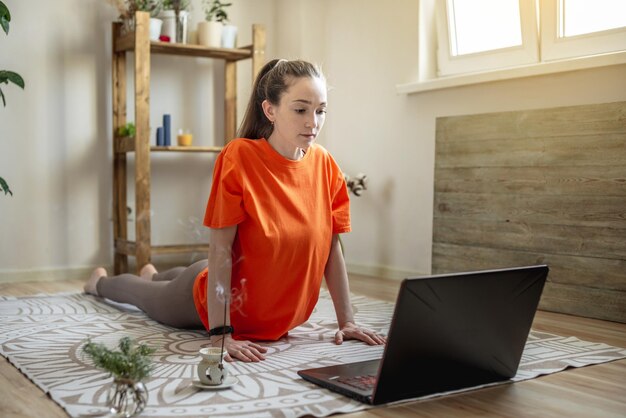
top-left (210, 334), bottom-right (268, 362)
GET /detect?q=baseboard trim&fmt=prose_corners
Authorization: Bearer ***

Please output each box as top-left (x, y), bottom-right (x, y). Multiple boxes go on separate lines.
top-left (1, 262), bottom-right (426, 284)
top-left (0, 266), bottom-right (112, 284)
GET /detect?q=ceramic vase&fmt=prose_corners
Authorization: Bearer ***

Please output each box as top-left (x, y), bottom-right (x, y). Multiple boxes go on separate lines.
top-left (197, 347), bottom-right (229, 385)
top-left (221, 24), bottom-right (238, 48)
top-left (197, 21), bottom-right (223, 48)
top-left (149, 18), bottom-right (163, 41)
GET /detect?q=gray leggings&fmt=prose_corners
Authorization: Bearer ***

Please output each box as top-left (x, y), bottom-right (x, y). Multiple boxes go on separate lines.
top-left (96, 259), bottom-right (208, 329)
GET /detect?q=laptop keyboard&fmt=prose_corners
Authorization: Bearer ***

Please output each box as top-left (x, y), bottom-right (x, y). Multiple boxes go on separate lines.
top-left (336, 374), bottom-right (377, 391)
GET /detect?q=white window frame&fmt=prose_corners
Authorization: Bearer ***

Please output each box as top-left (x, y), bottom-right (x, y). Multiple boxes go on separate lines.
top-left (540, 0), bottom-right (626, 62)
top-left (397, 0), bottom-right (626, 94)
top-left (435, 0), bottom-right (539, 76)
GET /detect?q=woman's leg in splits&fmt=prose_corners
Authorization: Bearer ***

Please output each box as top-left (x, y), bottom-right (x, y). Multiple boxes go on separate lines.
top-left (84, 260), bottom-right (208, 329)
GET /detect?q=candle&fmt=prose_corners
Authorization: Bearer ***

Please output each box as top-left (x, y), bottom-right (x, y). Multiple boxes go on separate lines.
top-left (156, 127), bottom-right (164, 146)
top-left (163, 114), bottom-right (171, 146)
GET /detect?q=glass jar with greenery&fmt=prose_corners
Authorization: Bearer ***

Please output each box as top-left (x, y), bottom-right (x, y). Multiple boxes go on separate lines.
top-left (162, 0), bottom-right (191, 43)
top-left (82, 337), bottom-right (156, 417)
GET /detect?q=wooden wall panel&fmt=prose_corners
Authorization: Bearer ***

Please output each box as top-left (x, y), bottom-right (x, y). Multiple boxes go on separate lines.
top-left (433, 102), bottom-right (626, 323)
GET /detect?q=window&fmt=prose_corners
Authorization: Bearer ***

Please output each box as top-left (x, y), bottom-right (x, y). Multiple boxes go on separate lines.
top-left (541, 0), bottom-right (626, 61)
top-left (436, 0), bottom-right (626, 76)
top-left (560, 0), bottom-right (626, 36)
top-left (448, 0), bottom-right (523, 55)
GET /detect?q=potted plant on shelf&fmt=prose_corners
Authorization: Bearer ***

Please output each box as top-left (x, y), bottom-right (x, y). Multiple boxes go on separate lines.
top-left (198, 0), bottom-right (232, 48)
top-left (141, 0), bottom-right (165, 41)
top-left (218, 1), bottom-right (237, 48)
top-left (160, 0), bottom-right (190, 43)
top-left (117, 122), bottom-right (136, 138)
top-left (106, 0), bottom-right (163, 37)
top-left (1, 0), bottom-right (25, 197)
top-left (82, 337), bottom-right (156, 417)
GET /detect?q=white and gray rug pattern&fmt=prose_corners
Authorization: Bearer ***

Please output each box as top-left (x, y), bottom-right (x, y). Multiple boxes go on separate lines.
top-left (0, 292), bottom-right (624, 418)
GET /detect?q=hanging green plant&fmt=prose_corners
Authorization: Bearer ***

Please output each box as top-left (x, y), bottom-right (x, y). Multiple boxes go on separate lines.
top-left (0, 1), bottom-right (25, 107)
top-left (1, 1), bottom-right (25, 197)
top-left (0, 177), bottom-right (12, 196)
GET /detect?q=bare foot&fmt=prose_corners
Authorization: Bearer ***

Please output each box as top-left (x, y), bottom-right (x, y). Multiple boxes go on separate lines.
top-left (84, 267), bottom-right (107, 296)
top-left (139, 263), bottom-right (158, 281)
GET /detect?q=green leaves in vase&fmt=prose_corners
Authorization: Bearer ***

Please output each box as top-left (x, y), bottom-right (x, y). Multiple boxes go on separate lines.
top-left (82, 337), bottom-right (156, 382)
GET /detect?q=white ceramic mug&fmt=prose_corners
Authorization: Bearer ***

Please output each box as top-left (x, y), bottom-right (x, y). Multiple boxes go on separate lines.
top-left (221, 24), bottom-right (238, 48)
top-left (197, 347), bottom-right (228, 385)
top-left (149, 18), bottom-right (163, 41)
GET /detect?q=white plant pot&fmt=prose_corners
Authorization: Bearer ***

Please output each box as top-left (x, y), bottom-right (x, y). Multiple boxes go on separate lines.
top-left (159, 10), bottom-right (189, 43)
top-left (221, 24), bottom-right (238, 48)
top-left (149, 18), bottom-right (163, 41)
top-left (197, 21), bottom-right (223, 48)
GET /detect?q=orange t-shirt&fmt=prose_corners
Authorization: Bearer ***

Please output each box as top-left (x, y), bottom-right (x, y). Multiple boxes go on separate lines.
top-left (193, 138), bottom-right (351, 341)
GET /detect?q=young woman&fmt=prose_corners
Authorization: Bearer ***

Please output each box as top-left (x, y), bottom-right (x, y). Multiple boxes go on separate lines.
top-left (85, 59), bottom-right (386, 362)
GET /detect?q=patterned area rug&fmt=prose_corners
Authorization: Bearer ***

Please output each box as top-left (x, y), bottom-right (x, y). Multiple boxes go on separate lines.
top-left (1, 291), bottom-right (625, 418)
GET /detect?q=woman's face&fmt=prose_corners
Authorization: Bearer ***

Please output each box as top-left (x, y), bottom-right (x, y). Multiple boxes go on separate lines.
top-left (262, 76), bottom-right (327, 158)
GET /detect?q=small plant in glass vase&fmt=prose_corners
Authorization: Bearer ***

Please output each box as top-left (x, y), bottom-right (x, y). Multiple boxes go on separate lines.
top-left (161, 0), bottom-right (190, 43)
top-left (82, 337), bottom-right (156, 417)
top-left (198, 0), bottom-right (232, 48)
top-left (106, 0), bottom-right (162, 35)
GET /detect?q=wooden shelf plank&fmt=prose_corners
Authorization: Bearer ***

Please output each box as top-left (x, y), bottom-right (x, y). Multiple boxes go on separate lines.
top-left (152, 244), bottom-right (210, 255)
top-left (115, 238), bottom-right (136, 256)
top-left (115, 144), bottom-right (223, 154)
top-left (114, 136), bottom-right (135, 153)
top-left (114, 30), bottom-right (252, 60)
top-left (150, 42), bottom-right (252, 60)
top-left (150, 146), bottom-right (223, 153)
top-left (116, 240), bottom-right (209, 256)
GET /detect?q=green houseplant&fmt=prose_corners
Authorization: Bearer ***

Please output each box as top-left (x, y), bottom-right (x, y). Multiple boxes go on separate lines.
top-left (198, 0), bottom-right (232, 47)
top-left (106, 0), bottom-right (163, 35)
top-left (106, 0), bottom-right (163, 19)
top-left (203, 0), bottom-right (231, 23)
top-left (1, 0), bottom-right (25, 197)
top-left (82, 337), bottom-right (156, 417)
top-left (118, 122), bottom-right (136, 137)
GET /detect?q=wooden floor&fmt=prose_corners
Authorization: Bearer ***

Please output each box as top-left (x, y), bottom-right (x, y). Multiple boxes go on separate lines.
top-left (1, 274), bottom-right (625, 418)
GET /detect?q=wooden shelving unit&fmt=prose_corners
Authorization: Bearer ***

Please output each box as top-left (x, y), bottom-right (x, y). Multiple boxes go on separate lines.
top-left (111, 12), bottom-right (265, 273)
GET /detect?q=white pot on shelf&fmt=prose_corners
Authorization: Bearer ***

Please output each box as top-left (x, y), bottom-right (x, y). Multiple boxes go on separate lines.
top-left (149, 18), bottom-right (163, 41)
top-left (197, 21), bottom-right (223, 48)
top-left (221, 24), bottom-right (238, 48)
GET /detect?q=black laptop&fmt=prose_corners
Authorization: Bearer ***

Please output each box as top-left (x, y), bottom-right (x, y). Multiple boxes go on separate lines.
top-left (298, 265), bottom-right (549, 405)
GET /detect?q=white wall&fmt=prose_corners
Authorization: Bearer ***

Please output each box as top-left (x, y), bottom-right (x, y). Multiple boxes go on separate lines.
top-left (0, 0), bottom-right (275, 280)
top-left (273, 0), bottom-right (626, 279)
top-left (1, 0), bottom-right (625, 281)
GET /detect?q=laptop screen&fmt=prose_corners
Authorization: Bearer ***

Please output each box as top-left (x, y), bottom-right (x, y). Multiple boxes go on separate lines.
top-left (372, 265), bottom-right (548, 404)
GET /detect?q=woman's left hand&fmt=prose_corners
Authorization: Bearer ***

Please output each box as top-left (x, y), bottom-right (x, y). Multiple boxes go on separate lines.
top-left (334, 322), bottom-right (387, 345)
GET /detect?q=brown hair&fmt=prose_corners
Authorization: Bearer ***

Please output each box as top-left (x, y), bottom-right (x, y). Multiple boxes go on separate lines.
top-left (237, 59), bottom-right (325, 140)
